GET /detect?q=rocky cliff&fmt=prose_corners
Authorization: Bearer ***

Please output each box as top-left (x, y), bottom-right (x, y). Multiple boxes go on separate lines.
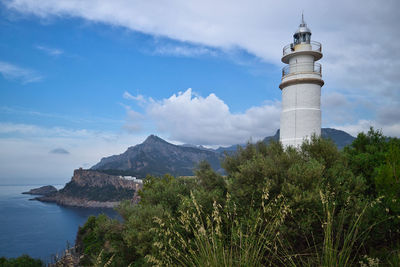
top-left (36, 169), bottom-right (142, 208)
top-left (69, 168), bottom-right (139, 189)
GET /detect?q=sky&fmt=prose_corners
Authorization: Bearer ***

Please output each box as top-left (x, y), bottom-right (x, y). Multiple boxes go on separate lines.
top-left (0, 0), bottom-right (399, 184)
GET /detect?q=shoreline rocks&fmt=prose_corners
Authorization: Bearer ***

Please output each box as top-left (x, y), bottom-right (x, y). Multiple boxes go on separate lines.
top-left (35, 195), bottom-right (120, 208)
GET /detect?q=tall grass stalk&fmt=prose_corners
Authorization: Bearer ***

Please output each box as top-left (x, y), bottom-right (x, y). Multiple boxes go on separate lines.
top-left (388, 250), bottom-right (400, 267)
top-left (320, 191), bottom-right (377, 267)
top-left (147, 186), bottom-right (291, 267)
top-left (91, 250), bottom-right (115, 267)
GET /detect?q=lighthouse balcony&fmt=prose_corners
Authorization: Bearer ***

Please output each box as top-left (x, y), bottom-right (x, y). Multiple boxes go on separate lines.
top-left (279, 62), bottom-right (324, 90)
top-left (282, 41), bottom-right (322, 63)
top-left (282, 62), bottom-right (321, 78)
top-left (283, 41), bottom-right (321, 56)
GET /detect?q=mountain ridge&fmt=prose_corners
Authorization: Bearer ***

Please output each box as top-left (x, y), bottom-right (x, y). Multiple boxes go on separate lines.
top-left (35, 128), bottom-right (355, 207)
top-left (91, 134), bottom-right (223, 177)
top-left (216, 128), bottom-right (354, 153)
top-left (91, 128), bottom-right (355, 177)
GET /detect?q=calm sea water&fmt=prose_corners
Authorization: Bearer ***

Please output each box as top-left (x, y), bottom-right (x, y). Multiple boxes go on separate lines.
top-left (0, 185), bottom-right (118, 263)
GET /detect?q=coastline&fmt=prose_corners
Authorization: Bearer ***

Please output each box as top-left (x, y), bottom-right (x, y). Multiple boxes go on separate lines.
top-left (28, 169), bottom-right (143, 208)
top-left (35, 195), bottom-right (120, 208)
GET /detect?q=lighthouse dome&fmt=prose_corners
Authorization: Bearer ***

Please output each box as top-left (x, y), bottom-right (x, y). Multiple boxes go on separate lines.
top-left (293, 15), bottom-right (312, 44)
top-left (295, 25), bottom-right (311, 34)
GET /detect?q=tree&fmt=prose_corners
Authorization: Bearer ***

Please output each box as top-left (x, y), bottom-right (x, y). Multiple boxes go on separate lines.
top-left (344, 127), bottom-right (387, 194)
top-left (375, 139), bottom-right (400, 200)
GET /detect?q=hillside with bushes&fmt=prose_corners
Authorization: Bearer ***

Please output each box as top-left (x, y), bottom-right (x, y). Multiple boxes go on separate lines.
top-left (73, 128), bottom-right (399, 266)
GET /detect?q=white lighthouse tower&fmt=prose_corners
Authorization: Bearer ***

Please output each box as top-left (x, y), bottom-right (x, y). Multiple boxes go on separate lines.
top-left (279, 15), bottom-right (324, 147)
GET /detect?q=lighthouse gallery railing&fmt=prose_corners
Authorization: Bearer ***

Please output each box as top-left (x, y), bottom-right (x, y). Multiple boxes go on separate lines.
top-left (282, 41), bottom-right (322, 56)
top-left (282, 62), bottom-right (322, 78)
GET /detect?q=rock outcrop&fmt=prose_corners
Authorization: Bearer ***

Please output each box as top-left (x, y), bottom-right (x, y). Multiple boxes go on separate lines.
top-left (37, 195), bottom-right (120, 208)
top-left (35, 169), bottom-right (142, 208)
top-left (69, 168), bottom-right (140, 189)
top-left (22, 185), bottom-right (58, 196)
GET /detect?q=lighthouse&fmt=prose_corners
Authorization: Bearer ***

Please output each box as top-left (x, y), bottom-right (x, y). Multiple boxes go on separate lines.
top-left (279, 15), bottom-right (324, 147)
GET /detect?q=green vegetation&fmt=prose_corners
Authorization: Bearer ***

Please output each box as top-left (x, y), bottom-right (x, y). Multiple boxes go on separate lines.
top-left (75, 128), bottom-right (400, 266)
top-left (75, 215), bottom-right (128, 266)
top-left (0, 255), bottom-right (43, 267)
top-left (60, 183), bottom-right (135, 202)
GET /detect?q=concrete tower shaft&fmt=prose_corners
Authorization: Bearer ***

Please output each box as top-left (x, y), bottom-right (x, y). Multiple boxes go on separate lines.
top-left (279, 17), bottom-right (324, 147)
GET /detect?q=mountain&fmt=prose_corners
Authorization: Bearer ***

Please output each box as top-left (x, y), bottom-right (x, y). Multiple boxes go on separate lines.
top-left (91, 129), bottom-right (355, 178)
top-left (35, 129), bottom-right (354, 207)
top-left (216, 128), bottom-right (354, 153)
top-left (181, 144), bottom-right (215, 151)
top-left (36, 129), bottom-right (354, 207)
top-left (91, 135), bottom-right (223, 177)
top-left (262, 128), bottom-right (354, 149)
top-left (320, 128), bottom-right (355, 149)
top-left (262, 130), bottom-right (280, 143)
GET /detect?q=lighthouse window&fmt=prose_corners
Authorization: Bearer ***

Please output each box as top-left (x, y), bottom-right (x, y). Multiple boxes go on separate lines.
top-left (302, 34), bottom-right (306, 42)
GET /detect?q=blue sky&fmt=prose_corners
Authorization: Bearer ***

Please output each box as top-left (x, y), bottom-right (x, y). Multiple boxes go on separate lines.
top-left (0, 13), bottom-right (278, 130)
top-left (0, 0), bottom-right (399, 184)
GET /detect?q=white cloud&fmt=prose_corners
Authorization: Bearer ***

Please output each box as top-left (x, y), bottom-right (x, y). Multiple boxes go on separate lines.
top-left (120, 103), bottom-right (144, 132)
top-left (333, 119), bottom-right (400, 138)
top-left (124, 88), bottom-right (280, 146)
top-left (0, 106), bottom-right (123, 126)
top-left (0, 61), bottom-right (42, 83)
top-left (153, 44), bottom-right (217, 57)
top-left (322, 92), bottom-right (356, 125)
top-left (0, 122), bottom-right (92, 138)
top-left (123, 91), bottom-right (146, 105)
top-left (2, 1), bottom-right (399, 144)
top-left (377, 105), bottom-right (400, 126)
top-left (323, 92), bottom-right (350, 109)
top-left (333, 120), bottom-right (374, 137)
top-left (4, 0), bottom-right (399, 131)
top-left (35, 45), bottom-right (63, 56)
top-left (0, 123), bottom-right (147, 184)
top-left (122, 88), bottom-right (399, 144)
top-left (325, 94), bottom-right (400, 138)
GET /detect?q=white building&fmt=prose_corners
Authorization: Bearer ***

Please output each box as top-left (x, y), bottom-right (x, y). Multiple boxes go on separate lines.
top-left (279, 15), bottom-right (324, 147)
top-left (120, 175), bottom-right (143, 184)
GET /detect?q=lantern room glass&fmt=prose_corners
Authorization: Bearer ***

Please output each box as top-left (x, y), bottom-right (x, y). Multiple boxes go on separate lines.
top-left (294, 32), bottom-right (311, 45)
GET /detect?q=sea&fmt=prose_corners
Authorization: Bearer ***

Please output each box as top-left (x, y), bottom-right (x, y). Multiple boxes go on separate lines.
top-left (0, 184), bottom-right (119, 263)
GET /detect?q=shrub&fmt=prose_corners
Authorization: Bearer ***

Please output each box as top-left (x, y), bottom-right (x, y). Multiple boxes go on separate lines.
top-left (0, 255), bottom-right (43, 267)
top-left (147, 188), bottom-right (290, 266)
